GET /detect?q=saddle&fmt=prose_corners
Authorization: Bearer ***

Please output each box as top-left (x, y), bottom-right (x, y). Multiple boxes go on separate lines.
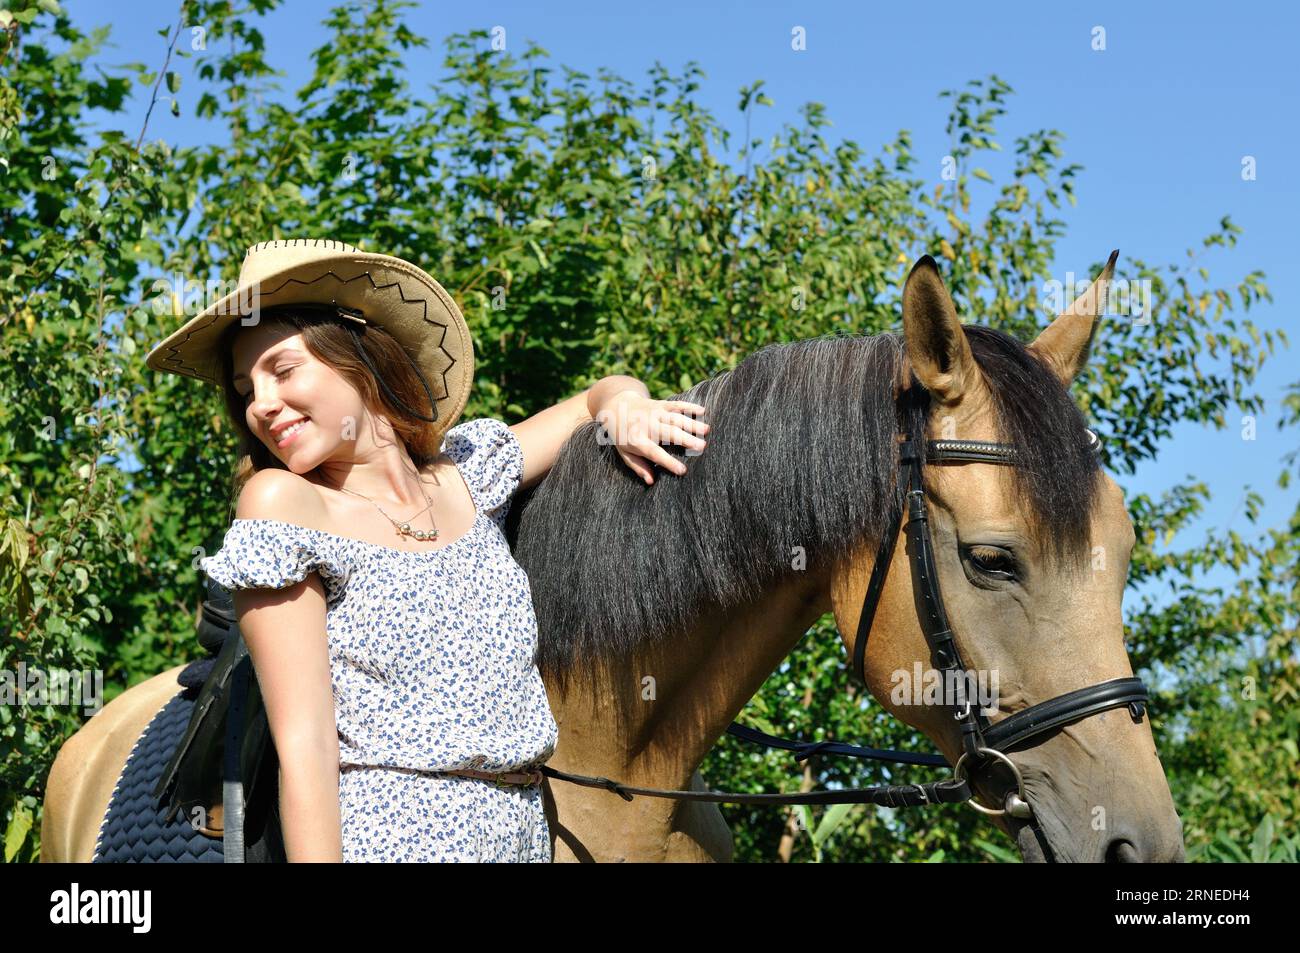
top-left (152, 577), bottom-right (285, 862)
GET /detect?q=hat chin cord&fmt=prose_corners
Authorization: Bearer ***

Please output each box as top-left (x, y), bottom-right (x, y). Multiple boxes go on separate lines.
top-left (342, 321), bottom-right (440, 425)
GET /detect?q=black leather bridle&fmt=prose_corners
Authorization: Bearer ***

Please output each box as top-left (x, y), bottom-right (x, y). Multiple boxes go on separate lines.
top-left (848, 416), bottom-right (1151, 817)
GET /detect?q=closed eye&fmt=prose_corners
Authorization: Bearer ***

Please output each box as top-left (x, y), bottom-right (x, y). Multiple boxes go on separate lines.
top-left (239, 367), bottom-right (294, 402)
top-left (962, 544), bottom-right (1018, 582)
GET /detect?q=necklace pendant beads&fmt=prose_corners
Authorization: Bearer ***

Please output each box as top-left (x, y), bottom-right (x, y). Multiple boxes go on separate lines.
top-left (334, 479), bottom-right (440, 543)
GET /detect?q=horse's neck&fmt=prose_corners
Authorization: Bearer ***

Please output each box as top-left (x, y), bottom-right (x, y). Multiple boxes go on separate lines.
top-left (550, 566), bottom-right (833, 789)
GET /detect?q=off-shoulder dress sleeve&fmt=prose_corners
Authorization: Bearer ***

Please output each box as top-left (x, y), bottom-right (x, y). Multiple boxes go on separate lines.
top-left (441, 417), bottom-right (524, 532)
top-left (199, 519), bottom-right (350, 605)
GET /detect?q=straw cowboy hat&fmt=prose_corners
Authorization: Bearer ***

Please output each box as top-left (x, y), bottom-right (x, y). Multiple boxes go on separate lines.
top-left (146, 238), bottom-right (474, 440)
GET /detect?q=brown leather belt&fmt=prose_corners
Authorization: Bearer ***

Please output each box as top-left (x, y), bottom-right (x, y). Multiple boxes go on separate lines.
top-left (441, 767), bottom-right (544, 787)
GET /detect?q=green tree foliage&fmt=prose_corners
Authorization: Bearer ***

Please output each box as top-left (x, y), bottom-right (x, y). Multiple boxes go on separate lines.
top-left (0, 0), bottom-right (1293, 862)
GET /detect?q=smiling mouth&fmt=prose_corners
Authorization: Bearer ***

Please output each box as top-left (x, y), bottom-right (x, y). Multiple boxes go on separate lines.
top-left (274, 417), bottom-right (311, 446)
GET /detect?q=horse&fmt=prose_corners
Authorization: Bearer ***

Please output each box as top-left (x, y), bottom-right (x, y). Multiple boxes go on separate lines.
top-left (39, 253), bottom-right (1184, 862)
top-left (514, 251), bottom-right (1184, 862)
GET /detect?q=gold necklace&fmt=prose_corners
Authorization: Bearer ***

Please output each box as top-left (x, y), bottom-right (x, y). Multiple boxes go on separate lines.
top-left (333, 478), bottom-right (441, 542)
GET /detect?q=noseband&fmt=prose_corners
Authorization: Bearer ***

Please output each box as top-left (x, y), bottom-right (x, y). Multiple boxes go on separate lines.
top-left (851, 421), bottom-right (1150, 817)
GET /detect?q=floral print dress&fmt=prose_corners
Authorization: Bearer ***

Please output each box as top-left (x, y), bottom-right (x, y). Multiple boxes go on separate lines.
top-left (199, 418), bottom-right (559, 862)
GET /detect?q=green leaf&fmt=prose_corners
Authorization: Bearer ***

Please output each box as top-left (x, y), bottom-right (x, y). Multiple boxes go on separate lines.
top-left (5, 804), bottom-right (33, 863)
top-left (1212, 832), bottom-right (1250, 862)
top-left (528, 239), bottom-right (550, 269)
top-left (812, 802), bottom-right (855, 844)
top-left (1251, 815), bottom-right (1275, 862)
top-left (974, 838), bottom-right (1021, 862)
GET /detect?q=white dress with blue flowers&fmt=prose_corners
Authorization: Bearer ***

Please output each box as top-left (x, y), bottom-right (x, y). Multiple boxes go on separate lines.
top-left (198, 418), bottom-right (559, 862)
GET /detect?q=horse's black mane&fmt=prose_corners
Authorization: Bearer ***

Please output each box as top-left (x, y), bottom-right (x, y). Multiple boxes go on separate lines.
top-left (511, 327), bottom-right (1102, 686)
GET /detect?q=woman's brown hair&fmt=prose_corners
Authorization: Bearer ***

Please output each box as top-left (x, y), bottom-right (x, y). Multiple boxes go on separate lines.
top-left (215, 305), bottom-right (443, 512)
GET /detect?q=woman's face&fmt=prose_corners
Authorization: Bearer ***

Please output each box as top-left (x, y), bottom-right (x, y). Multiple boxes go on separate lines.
top-left (231, 324), bottom-right (367, 473)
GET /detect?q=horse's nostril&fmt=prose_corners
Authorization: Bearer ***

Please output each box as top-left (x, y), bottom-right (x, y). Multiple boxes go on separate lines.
top-left (1106, 838), bottom-right (1142, 863)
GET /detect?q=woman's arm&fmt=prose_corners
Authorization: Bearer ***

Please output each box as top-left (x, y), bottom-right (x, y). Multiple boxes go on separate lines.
top-left (509, 375), bottom-right (708, 490)
top-left (231, 470), bottom-right (343, 862)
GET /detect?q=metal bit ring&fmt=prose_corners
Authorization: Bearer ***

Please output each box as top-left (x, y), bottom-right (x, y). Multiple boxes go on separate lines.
top-left (953, 747), bottom-right (1033, 819)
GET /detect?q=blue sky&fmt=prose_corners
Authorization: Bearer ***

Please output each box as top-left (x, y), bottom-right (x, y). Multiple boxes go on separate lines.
top-left (75, 0), bottom-right (1298, 606)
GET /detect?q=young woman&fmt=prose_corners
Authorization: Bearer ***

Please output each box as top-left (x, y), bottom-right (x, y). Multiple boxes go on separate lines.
top-left (145, 239), bottom-right (709, 862)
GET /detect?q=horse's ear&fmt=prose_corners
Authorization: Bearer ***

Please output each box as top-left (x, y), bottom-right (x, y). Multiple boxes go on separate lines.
top-left (1028, 249), bottom-right (1119, 385)
top-left (902, 254), bottom-right (978, 405)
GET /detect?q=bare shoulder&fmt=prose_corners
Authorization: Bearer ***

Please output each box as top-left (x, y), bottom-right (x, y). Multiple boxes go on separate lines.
top-left (235, 468), bottom-right (328, 528)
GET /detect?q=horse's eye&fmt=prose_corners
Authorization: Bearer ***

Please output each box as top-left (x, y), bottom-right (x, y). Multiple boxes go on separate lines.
top-left (965, 545), bottom-right (1018, 581)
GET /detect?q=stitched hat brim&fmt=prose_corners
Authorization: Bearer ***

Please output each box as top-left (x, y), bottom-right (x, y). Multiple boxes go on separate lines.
top-left (145, 251), bottom-right (473, 438)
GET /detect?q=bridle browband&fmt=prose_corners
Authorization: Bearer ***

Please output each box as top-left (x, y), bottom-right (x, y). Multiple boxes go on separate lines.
top-left (849, 418), bottom-right (1150, 817)
top-left (535, 405), bottom-right (1152, 824)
